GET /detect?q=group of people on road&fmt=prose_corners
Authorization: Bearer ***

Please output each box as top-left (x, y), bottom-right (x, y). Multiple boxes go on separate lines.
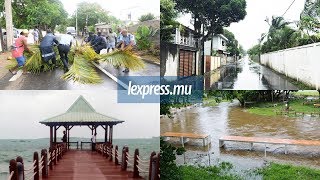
top-left (9, 26), bottom-right (136, 75)
top-left (9, 28), bottom-right (73, 74)
top-left (86, 27), bottom-right (136, 72)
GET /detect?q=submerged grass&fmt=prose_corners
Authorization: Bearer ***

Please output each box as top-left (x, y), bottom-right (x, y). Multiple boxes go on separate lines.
top-left (256, 163), bottom-right (320, 180)
top-left (179, 162), bottom-right (240, 180)
top-left (247, 99), bottom-right (320, 116)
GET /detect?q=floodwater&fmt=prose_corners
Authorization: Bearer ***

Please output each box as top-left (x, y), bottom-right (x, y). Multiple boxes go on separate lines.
top-left (161, 102), bottom-right (320, 178)
top-left (205, 57), bottom-right (299, 90)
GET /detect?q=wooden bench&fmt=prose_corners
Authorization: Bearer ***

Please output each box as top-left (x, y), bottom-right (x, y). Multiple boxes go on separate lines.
top-left (314, 104), bottom-right (320, 108)
top-left (219, 136), bottom-right (320, 155)
top-left (161, 132), bottom-right (210, 147)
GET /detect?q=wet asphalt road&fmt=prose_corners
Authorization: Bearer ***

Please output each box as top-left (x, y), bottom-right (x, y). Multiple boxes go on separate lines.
top-left (205, 57), bottom-right (299, 90)
top-left (0, 61), bottom-right (160, 90)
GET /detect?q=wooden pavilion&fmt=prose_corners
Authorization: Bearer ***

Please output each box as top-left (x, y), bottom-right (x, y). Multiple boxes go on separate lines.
top-left (40, 96), bottom-right (124, 149)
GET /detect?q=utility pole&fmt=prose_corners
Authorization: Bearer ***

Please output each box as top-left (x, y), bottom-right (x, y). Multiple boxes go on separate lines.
top-left (5, 0), bottom-right (14, 49)
top-left (75, 8), bottom-right (78, 36)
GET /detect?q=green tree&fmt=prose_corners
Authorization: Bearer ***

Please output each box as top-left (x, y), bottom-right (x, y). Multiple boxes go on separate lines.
top-left (223, 29), bottom-right (240, 56)
top-left (160, 0), bottom-right (178, 42)
top-left (11, 0), bottom-right (67, 31)
top-left (138, 13), bottom-right (155, 22)
top-left (174, 0), bottom-right (247, 42)
top-left (69, 2), bottom-right (121, 33)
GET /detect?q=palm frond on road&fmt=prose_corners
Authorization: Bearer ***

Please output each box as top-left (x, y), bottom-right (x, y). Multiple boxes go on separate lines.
top-left (62, 55), bottom-right (103, 84)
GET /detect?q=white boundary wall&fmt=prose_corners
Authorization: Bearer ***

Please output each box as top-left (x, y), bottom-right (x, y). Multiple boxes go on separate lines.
top-left (261, 42), bottom-right (320, 89)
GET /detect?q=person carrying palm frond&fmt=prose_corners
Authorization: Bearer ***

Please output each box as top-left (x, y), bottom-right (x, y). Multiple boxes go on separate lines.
top-left (117, 29), bottom-right (137, 72)
top-left (40, 29), bottom-right (59, 68)
top-left (9, 30), bottom-right (33, 75)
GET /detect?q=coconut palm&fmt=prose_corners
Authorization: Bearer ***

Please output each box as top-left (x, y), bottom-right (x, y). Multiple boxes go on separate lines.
top-left (7, 43), bottom-right (145, 84)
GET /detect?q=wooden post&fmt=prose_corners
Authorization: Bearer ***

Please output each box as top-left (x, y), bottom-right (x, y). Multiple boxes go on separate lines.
top-left (67, 126), bottom-right (70, 150)
top-left (34, 152), bottom-right (39, 180)
top-left (115, 145), bottom-right (119, 165)
top-left (49, 148), bottom-right (53, 170)
top-left (105, 125), bottom-right (108, 143)
top-left (133, 149), bottom-right (140, 178)
top-left (50, 126), bottom-right (53, 149)
top-left (9, 159), bottom-right (17, 180)
top-left (109, 125), bottom-right (113, 144)
top-left (41, 149), bottom-right (48, 178)
top-left (121, 146), bottom-right (128, 171)
top-left (54, 148), bottom-right (57, 165)
top-left (54, 126), bottom-right (57, 144)
top-left (16, 156), bottom-right (24, 180)
top-left (109, 145), bottom-right (113, 162)
top-left (148, 152), bottom-right (156, 180)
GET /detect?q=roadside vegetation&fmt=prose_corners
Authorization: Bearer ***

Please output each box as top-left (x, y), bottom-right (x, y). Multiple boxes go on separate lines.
top-left (161, 138), bottom-right (320, 180)
top-left (248, 0), bottom-right (320, 58)
top-left (247, 98), bottom-right (319, 116)
top-left (256, 163), bottom-right (320, 180)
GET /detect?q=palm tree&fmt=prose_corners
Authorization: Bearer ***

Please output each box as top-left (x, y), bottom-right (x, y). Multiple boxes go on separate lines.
top-left (6, 44), bottom-right (145, 84)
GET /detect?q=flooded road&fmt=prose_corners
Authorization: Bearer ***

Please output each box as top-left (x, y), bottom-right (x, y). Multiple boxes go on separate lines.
top-left (205, 57), bottom-right (299, 90)
top-left (161, 102), bottom-right (320, 177)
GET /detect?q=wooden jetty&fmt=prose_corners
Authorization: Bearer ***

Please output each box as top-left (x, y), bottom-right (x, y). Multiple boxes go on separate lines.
top-left (219, 136), bottom-right (320, 155)
top-left (7, 96), bottom-right (160, 180)
top-left (161, 132), bottom-right (210, 147)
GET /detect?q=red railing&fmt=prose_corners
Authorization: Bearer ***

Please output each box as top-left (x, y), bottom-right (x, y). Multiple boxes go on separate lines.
top-left (7, 143), bottom-right (67, 180)
top-left (95, 143), bottom-right (160, 180)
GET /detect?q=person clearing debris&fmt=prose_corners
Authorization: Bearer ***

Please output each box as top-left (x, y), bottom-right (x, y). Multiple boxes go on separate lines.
top-left (9, 30), bottom-right (33, 75)
top-left (117, 29), bottom-right (136, 73)
top-left (40, 29), bottom-right (59, 68)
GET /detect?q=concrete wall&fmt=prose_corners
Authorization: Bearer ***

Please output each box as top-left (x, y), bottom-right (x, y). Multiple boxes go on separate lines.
top-left (161, 42), bottom-right (200, 76)
top-left (204, 56), bottom-right (221, 73)
top-left (261, 42), bottom-right (320, 89)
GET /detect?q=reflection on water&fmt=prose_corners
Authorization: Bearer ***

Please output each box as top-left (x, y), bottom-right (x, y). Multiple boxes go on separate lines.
top-left (205, 57), bottom-right (298, 90)
top-left (161, 102), bottom-right (320, 174)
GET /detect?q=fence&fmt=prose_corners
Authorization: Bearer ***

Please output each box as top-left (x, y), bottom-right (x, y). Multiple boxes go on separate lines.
top-left (8, 143), bottom-right (66, 180)
top-left (260, 42), bottom-right (320, 89)
top-left (95, 143), bottom-right (160, 180)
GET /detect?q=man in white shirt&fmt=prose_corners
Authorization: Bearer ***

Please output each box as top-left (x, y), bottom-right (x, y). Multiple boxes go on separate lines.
top-left (91, 132), bottom-right (97, 151)
top-left (58, 32), bottom-right (73, 72)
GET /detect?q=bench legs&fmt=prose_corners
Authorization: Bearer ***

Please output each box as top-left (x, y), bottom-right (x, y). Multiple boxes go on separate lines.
top-left (284, 145), bottom-right (288, 155)
top-left (219, 140), bottom-right (225, 148)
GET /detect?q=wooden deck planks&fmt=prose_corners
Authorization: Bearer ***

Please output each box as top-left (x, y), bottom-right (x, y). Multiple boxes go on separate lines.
top-left (45, 150), bottom-right (140, 180)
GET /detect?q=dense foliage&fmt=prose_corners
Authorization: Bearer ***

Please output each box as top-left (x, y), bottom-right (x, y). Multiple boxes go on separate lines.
top-left (0, 0), bottom-right (67, 31)
top-left (138, 13), bottom-right (156, 22)
top-left (135, 25), bottom-right (158, 50)
top-left (174, 0), bottom-right (247, 42)
top-left (248, 1), bottom-right (320, 57)
top-left (223, 29), bottom-right (245, 57)
top-left (257, 163), bottom-right (320, 180)
top-left (69, 2), bottom-right (121, 33)
top-left (160, 0), bottom-right (178, 42)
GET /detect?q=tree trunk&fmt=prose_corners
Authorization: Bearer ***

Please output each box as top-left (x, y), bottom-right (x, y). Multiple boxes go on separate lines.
top-left (5, 0), bottom-right (14, 49)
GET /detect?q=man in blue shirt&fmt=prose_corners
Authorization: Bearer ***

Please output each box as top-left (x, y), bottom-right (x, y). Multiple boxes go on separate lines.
top-left (40, 29), bottom-right (59, 67)
top-left (119, 29), bottom-right (136, 50)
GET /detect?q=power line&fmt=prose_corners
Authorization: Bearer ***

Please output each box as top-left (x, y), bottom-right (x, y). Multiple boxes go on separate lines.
top-left (282, 0), bottom-right (297, 17)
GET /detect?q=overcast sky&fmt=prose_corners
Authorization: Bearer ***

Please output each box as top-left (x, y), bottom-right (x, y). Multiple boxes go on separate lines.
top-left (62, 0), bottom-right (160, 21)
top-left (0, 91), bottom-right (159, 139)
top-left (178, 0), bottom-right (306, 50)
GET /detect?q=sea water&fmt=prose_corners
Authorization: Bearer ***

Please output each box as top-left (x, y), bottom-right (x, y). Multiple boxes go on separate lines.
top-left (0, 137), bottom-right (160, 179)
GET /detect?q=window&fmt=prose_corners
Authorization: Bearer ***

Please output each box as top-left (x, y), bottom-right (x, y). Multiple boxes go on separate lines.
top-left (222, 40), bottom-right (225, 46)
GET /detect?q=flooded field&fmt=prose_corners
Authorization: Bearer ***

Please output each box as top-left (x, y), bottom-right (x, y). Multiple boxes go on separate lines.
top-left (161, 101), bottom-right (320, 178)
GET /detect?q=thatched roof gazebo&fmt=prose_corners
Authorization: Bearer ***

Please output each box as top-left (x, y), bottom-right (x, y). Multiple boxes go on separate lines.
top-left (40, 96), bottom-right (124, 148)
